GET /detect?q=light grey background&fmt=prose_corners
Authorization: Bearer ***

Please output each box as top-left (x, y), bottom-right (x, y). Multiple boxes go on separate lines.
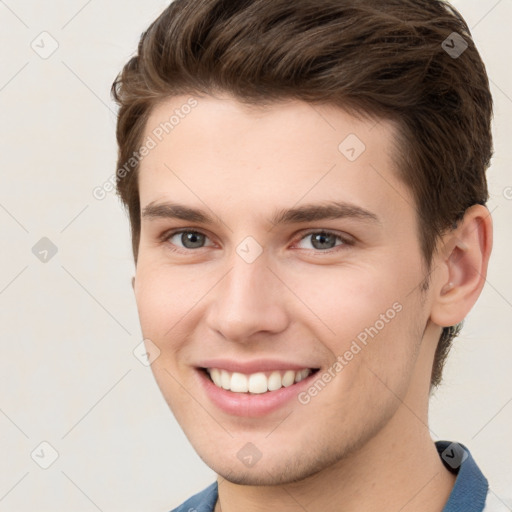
top-left (0, 1), bottom-right (510, 510)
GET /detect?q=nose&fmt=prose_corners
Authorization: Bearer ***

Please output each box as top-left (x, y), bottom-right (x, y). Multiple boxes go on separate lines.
top-left (204, 250), bottom-right (289, 343)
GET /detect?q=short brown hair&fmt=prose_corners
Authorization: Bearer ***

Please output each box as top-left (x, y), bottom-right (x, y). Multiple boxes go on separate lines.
top-left (111, 0), bottom-right (493, 389)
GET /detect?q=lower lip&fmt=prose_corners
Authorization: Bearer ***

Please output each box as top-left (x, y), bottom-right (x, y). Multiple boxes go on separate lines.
top-left (196, 369), bottom-right (317, 417)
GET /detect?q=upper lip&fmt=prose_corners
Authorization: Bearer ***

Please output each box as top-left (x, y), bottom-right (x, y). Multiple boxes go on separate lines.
top-left (197, 359), bottom-right (319, 374)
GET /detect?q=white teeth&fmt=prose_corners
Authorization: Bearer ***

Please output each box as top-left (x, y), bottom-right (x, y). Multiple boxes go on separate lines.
top-left (230, 372), bottom-right (248, 392)
top-left (206, 368), bottom-right (312, 394)
top-left (248, 372), bottom-right (267, 394)
top-left (282, 370), bottom-right (295, 387)
top-left (210, 368), bottom-right (221, 387)
top-left (220, 370), bottom-right (231, 390)
top-left (267, 371), bottom-right (282, 391)
top-left (295, 369), bottom-right (310, 383)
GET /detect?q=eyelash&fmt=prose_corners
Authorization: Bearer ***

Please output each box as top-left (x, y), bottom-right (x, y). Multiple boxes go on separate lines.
top-left (160, 228), bottom-right (354, 255)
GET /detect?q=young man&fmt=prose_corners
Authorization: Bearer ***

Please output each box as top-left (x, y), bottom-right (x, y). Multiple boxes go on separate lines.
top-left (111, 1), bottom-right (508, 510)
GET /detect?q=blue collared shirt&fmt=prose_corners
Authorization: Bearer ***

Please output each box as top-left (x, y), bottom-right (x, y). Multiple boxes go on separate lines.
top-left (170, 441), bottom-right (506, 512)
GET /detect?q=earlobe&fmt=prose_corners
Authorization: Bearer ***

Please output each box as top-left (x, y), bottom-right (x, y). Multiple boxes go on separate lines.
top-left (430, 204), bottom-right (493, 328)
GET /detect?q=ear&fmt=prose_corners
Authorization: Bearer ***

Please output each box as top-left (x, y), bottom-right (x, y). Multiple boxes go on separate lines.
top-left (430, 204), bottom-right (493, 328)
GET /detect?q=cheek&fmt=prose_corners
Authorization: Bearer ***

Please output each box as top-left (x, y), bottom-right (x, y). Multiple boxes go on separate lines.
top-left (133, 264), bottom-right (205, 413)
top-left (134, 262), bottom-right (198, 348)
top-left (287, 262), bottom-right (403, 338)
top-left (289, 261), bottom-right (423, 386)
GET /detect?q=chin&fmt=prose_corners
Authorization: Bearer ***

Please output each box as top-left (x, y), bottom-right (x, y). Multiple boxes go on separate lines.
top-left (201, 445), bottom-right (344, 487)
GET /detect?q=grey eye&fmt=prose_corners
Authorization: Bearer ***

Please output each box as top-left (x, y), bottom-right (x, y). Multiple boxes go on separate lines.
top-left (297, 231), bottom-right (342, 251)
top-left (171, 231), bottom-right (207, 249)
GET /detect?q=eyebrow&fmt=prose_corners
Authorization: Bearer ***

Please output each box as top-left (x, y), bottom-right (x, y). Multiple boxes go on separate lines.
top-left (141, 200), bottom-right (380, 227)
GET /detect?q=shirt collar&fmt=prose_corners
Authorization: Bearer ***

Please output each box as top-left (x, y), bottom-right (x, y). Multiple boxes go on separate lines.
top-left (436, 440), bottom-right (489, 512)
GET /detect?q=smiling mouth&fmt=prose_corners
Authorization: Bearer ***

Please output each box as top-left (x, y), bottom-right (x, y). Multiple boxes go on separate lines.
top-left (201, 367), bottom-right (319, 394)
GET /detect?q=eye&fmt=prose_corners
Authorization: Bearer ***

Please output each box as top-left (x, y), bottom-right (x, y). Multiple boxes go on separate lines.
top-left (162, 228), bottom-right (352, 254)
top-left (165, 230), bottom-right (213, 251)
top-left (295, 230), bottom-right (351, 251)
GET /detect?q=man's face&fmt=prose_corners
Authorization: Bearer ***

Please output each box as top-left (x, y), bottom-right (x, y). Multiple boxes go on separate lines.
top-left (134, 94), bottom-right (438, 485)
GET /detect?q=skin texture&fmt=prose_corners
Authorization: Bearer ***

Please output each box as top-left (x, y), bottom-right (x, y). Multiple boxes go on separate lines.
top-left (133, 94), bottom-right (492, 512)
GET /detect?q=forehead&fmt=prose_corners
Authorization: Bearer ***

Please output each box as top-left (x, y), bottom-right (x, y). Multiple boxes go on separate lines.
top-left (138, 94), bottom-right (412, 224)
